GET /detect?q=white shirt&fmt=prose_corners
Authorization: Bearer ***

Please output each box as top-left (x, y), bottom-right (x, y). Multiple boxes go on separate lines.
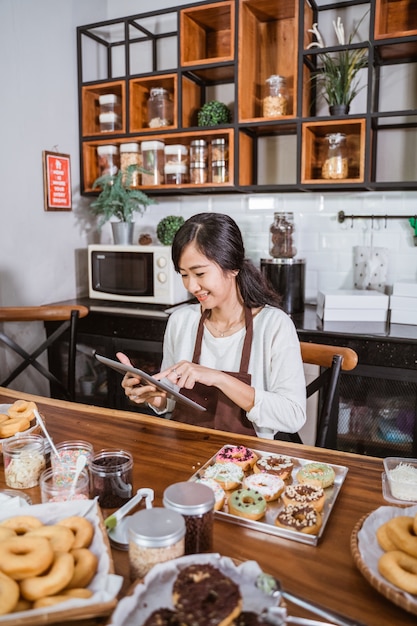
top-left (160, 304), bottom-right (306, 439)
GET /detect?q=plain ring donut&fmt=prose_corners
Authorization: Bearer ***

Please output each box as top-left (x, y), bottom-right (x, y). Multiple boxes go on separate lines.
top-left (0, 572), bottom-right (20, 615)
top-left (0, 515), bottom-right (43, 535)
top-left (378, 550), bottom-right (417, 594)
top-left (26, 525), bottom-right (75, 553)
top-left (20, 551), bottom-right (75, 601)
top-left (57, 516), bottom-right (94, 549)
top-left (65, 548), bottom-right (98, 589)
top-left (0, 535), bottom-right (54, 580)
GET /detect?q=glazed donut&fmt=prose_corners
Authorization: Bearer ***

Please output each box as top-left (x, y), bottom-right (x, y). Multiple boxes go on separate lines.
top-left (243, 472), bottom-right (285, 502)
top-left (0, 417), bottom-right (30, 438)
top-left (20, 551), bottom-right (75, 601)
top-left (378, 550), bottom-right (417, 594)
top-left (65, 548), bottom-right (98, 589)
top-left (215, 445), bottom-right (257, 471)
top-left (0, 535), bottom-right (54, 580)
top-left (228, 488), bottom-right (267, 521)
top-left (296, 462), bottom-right (335, 489)
top-left (57, 516), bottom-right (94, 549)
top-left (275, 504), bottom-right (322, 535)
top-left (282, 484), bottom-right (326, 513)
top-left (7, 400), bottom-right (37, 421)
top-left (386, 516), bottom-right (417, 558)
top-left (253, 455), bottom-right (294, 480)
top-left (203, 462), bottom-right (244, 491)
top-left (26, 525), bottom-right (75, 553)
top-left (0, 572), bottom-right (20, 615)
top-left (376, 521), bottom-right (398, 552)
top-left (195, 478), bottom-right (226, 511)
top-left (0, 515), bottom-right (43, 535)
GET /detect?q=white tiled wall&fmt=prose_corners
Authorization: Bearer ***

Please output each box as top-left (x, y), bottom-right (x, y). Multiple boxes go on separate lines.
top-left (97, 190), bottom-right (417, 303)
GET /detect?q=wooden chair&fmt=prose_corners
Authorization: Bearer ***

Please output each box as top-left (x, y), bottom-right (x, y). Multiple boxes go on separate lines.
top-left (300, 341), bottom-right (358, 448)
top-left (0, 305), bottom-right (89, 401)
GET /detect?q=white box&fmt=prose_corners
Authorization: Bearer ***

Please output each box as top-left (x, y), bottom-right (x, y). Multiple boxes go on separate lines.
top-left (321, 307), bottom-right (388, 322)
top-left (318, 318), bottom-right (387, 334)
top-left (392, 281), bottom-right (417, 298)
top-left (390, 295), bottom-right (417, 311)
top-left (317, 289), bottom-right (389, 318)
top-left (390, 309), bottom-right (417, 325)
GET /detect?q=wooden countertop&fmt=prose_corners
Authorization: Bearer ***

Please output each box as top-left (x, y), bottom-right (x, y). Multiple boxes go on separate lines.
top-left (0, 388), bottom-right (414, 626)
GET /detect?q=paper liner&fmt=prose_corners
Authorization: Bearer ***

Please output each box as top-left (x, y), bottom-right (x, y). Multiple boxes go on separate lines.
top-left (107, 553), bottom-right (285, 626)
top-left (351, 504), bottom-right (417, 616)
top-left (0, 498), bottom-right (123, 625)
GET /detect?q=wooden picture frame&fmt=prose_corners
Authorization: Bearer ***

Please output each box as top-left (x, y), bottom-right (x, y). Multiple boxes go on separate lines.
top-left (42, 150), bottom-right (72, 211)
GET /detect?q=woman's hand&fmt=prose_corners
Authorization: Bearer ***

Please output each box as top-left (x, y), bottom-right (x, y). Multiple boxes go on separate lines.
top-left (157, 360), bottom-right (222, 389)
top-left (116, 352), bottom-right (167, 410)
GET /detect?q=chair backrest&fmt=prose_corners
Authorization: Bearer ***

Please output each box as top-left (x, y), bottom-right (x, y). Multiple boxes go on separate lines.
top-left (0, 305), bottom-right (89, 401)
top-left (300, 341), bottom-right (358, 448)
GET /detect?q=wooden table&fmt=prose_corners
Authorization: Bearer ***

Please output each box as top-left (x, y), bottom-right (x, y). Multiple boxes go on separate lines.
top-left (0, 388), bottom-right (414, 626)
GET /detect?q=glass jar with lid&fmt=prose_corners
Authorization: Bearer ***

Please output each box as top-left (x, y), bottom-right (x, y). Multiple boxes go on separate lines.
top-left (263, 75), bottom-right (289, 118)
top-left (147, 87), bottom-right (173, 129)
top-left (189, 161), bottom-right (208, 184)
top-left (96, 145), bottom-right (119, 177)
top-left (190, 139), bottom-right (208, 165)
top-left (210, 137), bottom-right (228, 162)
top-left (211, 160), bottom-right (228, 184)
top-left (141, 140), bottom-right (165, 185)
top-left (322, 133), bottom-right (348, 180)
top-left (269, 212), bottom-right (297, 259)
top-left (120, 143), bottom-right (141, 187)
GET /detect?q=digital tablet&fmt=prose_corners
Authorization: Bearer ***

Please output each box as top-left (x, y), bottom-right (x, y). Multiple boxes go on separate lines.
top-left (94, 353), bottom-right (207, 412)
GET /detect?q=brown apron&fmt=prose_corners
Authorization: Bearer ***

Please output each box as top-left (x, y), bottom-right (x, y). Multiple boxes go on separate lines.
top-left (171, 307), bottom-right (256, 435)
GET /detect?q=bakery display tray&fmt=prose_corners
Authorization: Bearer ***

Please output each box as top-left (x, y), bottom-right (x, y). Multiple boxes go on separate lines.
top-left (189, 446), bottom-right (348, 546)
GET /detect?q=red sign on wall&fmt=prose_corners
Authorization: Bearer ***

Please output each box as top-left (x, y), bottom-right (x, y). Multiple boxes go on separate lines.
top-left (43, 151), bottom-right (72, 211)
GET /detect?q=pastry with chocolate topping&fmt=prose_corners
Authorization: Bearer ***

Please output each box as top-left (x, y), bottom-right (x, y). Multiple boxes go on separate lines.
top-left (173, 563), bottom-right (242, 626)
top-left (253, 455), bottom-right (294, 480)
top-left (143, 608), bottom-right (181, 626)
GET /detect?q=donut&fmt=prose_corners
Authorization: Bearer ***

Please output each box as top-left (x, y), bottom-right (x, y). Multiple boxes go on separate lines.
top-left (7, 400), bottom-right (37, 421)
top-left (203, 462), bottom-right (244, 491)
top-left (26, 525), bottom-right (75, 553)
top-left (385, 516), bottom-right (417, 558)
top-left (12, 597), bottom-right (32, 612)
top-left (275, 504), bottom-right (322, 535)
top-left (20, 551), bottom-right (75, 601)
top-left (0, 535), bottom-right (54, 580)
top-left (282, 484), bottom-right (326, 512)
top-left (0, 416), bottom-right (30, 438)
top-left (0, 414), bottom-right (9, 425)
top-left (0, 572), bottom-right (20, 615)
top-left (57, 516), bottom-right (94, 549)
top-left (0, 515), bottom-right (43, 535)
top-left (173, 563), bottom-right (242, 626)
top-left (195, 478), bottom-right (226, 511)
top-left (215, 445), bottom-right (257, 471)
top-left (296, 462), bottom-right (335, 489)
top-left (32, 587), bottom-right (93, 609)
top-left (234, 612), bottom-right (271, 626)
top-left (65, 548), bottom-right (98, 589)
top-left (253, 455), bottom-right (294, 480)
top-left (0, 527), bottom-right (16, 541)
top-left (378, 550), bottom-right (417, 594)
top-left (62, 587), bottom-right (94, 599)
top-left (143, 608), bottom-right (182, 626)
top-left (228, 488), bottom-right (267, 521)
top-left (243, 473), bottom-right (285, 502)
top-left (376, 521), bottom-right (399, 552)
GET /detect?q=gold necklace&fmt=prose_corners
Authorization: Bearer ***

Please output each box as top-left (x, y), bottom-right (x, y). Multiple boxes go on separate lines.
top-left (206, 315), bottom-right (245, 338)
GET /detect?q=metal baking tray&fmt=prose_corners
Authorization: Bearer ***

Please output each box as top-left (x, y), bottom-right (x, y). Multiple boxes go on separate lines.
top-left (189, 446), bottom-right (348, 546)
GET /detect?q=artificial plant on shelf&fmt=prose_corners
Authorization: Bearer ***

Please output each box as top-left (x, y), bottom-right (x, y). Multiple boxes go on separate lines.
top-left (308, 13), bottom-right (369, 114)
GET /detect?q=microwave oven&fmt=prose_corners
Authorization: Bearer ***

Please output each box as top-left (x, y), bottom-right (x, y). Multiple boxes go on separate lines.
top-left (88, 244), bottom-right (189, 305)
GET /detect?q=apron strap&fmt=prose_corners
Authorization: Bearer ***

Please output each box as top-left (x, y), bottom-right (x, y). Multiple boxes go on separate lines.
top-left (192, 307), bottom-right (253, 375)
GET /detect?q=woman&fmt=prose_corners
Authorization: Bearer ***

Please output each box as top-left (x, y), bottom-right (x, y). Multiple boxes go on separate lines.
top-left (118, 213), bottom-right (306, 439)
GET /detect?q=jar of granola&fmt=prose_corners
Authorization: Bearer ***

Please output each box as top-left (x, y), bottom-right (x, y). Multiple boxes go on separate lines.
top-left (263, 75), bottom-right (289, 118)
top-left (322, 133), bottom-right (348, 180)
top-left (120, 143), bottom-right (141, 186)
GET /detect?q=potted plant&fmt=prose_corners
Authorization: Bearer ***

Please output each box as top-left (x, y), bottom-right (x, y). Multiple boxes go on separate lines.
top-left (197, 100), bottom-right (231, 126)
top-left (91, 165), bottom-right (156, 244)
top-left (308, 14), bottom-right (368, 115)
top-left (156, 215), bottom-right (185, 245)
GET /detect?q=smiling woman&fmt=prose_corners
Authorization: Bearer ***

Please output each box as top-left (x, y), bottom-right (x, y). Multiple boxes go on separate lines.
top-left (118, 213), bottom-right (307, 440)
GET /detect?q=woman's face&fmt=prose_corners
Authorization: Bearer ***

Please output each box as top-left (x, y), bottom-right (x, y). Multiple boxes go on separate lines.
top-left (178, 242), bottom-right (238, 310)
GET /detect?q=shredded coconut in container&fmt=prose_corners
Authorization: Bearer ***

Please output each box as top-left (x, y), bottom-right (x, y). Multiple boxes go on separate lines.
top-left (388, 463), bottom-right (417, 501)
top-left (5, 451), bottom-right (46, 488)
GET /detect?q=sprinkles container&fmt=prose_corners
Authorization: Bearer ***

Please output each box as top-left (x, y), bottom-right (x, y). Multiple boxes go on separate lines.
top-left (40, 467), bottom-right (90, 503)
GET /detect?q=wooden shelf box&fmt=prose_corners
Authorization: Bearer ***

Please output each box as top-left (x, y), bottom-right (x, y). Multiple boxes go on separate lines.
top-left (180, 1), bottom-right (234, 67)
top-left (301, 120), bottom-right (366, 184)
top-left (129, 74), bottom-right (177, 133)
top-left (375, 0), bottom-right (417, 39)
top-left (81, 82), bottom-right (125, 137)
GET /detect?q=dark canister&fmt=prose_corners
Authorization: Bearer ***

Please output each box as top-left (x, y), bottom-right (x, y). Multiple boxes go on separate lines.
top-left (163, 481), bottom-right (215, 554)
top-left (89, 449), bottom-right (133, 508)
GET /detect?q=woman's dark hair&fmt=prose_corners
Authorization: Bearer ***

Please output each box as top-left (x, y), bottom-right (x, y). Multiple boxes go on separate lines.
top-left (172, 213), bottom-right (281, 308)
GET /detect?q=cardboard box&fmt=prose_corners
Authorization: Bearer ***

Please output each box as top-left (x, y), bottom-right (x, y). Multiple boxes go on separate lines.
top-left (317, 289), bottom-right (389, 319)
top-left (390, 309), bottom-right (417, 325)
top-left (320, 307), bottom-right (388, 322)
top-left (318, 318), bottom-right (387, 334)
top-left (390, 295), bottom-right (417, 311)
top-left (392, 281), bottom-right (417, 298)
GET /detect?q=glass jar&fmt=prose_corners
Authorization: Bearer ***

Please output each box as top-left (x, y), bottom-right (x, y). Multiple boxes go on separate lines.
top-left (51, 440), bottom-right (94, 477)
top-left (128, 508), bottom-right (185, 580)
top-left (120, 143), bottom-right (141, 186)
top-left (163, 481), bottom-right (215, 555)
top-left (98, 93), bottom-right (120, 115)
top-left (322, 133), bottom-right (348, 180)
top-left (210, 137), bottom-right (228, 162)
top-left (98, 94), bottom-right (121, 132)
top-left (40, 467), bottom-right (90, 503)
top-left (141, 140), bottom-right (165, 185)
top-left (147, 87), bottom-right (173, 128)
top-left (97, 145), bottom-right (119, 177)
top-left (190, 139), bottom-right (208, 165)
top-left (3, 435), bottom-right (46, 489)
top-left (263, 75), bottom-right (289, 118)
top-left (164, 144), bottom-right (188, 165)
top-left (89, 449), bottom-right (133, 508)
top-left (189, 161), bottom-right (208, 184)
top-left (211, 160), bottom-right (228, 184)
top-left (164, 163), bottom-right (188, 184)
top-left (269, 212), bottom-right (297, 259)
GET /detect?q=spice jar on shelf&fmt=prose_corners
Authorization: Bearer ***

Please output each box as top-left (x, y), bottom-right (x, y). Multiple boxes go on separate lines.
top-left (211, 160), bottom-right (228, 184)
top-left (322, 133), bottom-right (348, 180)
top-left (189, 161), bottom-right (208, 184)
top-left (190, 139), bottom-right (208, 165)
top-left (147, 87), bottom-right (173, 129)
top-left (96, 145), bottom-right (119, 177)
top-left (210, 137), bottom-right (228, 162)
top-left (141, 140), bottom-right (165, 185)
top-left (263, 75), bottom-right (289, 118)
top-left (269, 212), bottom-right (297, 259)
top-left (120, 143), bottom-right (141, 186)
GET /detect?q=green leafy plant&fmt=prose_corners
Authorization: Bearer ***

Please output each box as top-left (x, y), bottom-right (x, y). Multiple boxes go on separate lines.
top-left (197, 100), bottom-right (231, 127)
top-left (91, 165), bottom-right (156, 227)
top-left (156, 215), bottom-right (185, 245)
top-left (308, 14), bottom-right (368, 108)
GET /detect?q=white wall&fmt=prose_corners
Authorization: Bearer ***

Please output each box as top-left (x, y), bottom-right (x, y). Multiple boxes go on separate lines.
top-left (1, 0), bottom-right (417, 394)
